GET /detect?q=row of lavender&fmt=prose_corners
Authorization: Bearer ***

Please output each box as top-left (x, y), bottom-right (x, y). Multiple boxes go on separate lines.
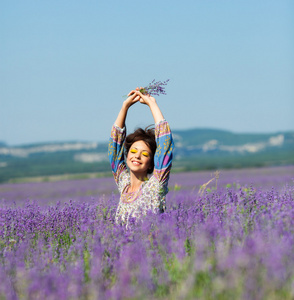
top-left (1, 166), bottom-right (293, 204)
top-left (0, 166), bottom-right (294, 299)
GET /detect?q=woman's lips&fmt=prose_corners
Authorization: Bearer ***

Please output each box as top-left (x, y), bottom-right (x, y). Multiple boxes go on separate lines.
top-left (132, 161), bottom-right (141, 165)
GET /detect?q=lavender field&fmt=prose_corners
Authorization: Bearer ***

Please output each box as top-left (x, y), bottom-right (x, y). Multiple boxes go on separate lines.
top-left (1, 166), bottom-right (294, 299)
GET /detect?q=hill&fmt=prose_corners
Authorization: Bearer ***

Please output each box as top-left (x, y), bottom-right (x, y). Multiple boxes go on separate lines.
top-left (0, 128), bottom-right (293, 183)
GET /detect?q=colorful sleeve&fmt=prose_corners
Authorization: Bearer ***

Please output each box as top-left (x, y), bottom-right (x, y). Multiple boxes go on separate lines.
top-left (108, 124), bottom-right (128, 186)
top-left (153, 119), bottom-right (174, 184)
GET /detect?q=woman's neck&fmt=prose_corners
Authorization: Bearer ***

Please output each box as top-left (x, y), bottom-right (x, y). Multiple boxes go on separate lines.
top-left (129, 172), bottom-right (148, 192)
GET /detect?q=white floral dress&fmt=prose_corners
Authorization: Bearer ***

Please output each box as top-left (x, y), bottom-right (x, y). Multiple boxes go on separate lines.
top-left (108, 119), bottom-right (174, 225)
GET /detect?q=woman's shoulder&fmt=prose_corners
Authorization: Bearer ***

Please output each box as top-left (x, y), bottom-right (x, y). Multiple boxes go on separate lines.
top-left (142, 175), bottom-right (169, 198)
top-left (117, 169), bottom-right (131, 192)
top-left (143, 174), bottom-right (161, 188)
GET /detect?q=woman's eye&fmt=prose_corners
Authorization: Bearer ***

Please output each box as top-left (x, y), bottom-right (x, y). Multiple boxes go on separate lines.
top-left (130, 149), bottom-right (137, 153)
top-left (142, 152), bottom-right (149, 157)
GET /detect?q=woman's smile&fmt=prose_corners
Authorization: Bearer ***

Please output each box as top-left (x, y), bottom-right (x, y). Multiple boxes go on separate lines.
top-left (126, 140), bottom-right (152, 175)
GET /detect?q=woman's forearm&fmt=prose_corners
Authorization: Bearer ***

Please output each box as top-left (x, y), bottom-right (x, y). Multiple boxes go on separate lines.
top-left (136, 90), bottom-right (165, 124)
top-left (114, 103), bottom-right (129, 129)
top-left (148, 101), bottom-right (165, 124)
top-left (114, 91), bottom-right (141, 128)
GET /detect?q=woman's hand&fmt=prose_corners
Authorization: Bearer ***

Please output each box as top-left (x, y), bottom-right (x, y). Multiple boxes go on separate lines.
top-left (135, 87), bottom-right (164, 123)
top-left (123, 90), bottom-right (141, 109)
top-left (135, 87), bottom-right (157, 107)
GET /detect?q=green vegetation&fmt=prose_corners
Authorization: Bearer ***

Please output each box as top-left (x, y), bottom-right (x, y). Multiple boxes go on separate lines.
top-left (1, 148), bottom-right (293, 183)
top-left (1, 128), bottom-right (293, 183)
top-left (172, 148), bottom-right (294, 172)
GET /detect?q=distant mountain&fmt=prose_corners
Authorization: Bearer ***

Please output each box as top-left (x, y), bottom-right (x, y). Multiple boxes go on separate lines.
top-left (0, 141), bottom-right (104, 158)
top-left (172, 128), bottom-right (294, 156)
top-left (0, 129), bottom-right (293, 182)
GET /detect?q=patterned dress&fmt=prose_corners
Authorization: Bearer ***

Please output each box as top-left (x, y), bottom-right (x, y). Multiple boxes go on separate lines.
top-left (108, 119), bottom-right (174, 225)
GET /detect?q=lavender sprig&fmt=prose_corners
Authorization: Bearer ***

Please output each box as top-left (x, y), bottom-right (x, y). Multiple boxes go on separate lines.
top-left (123, 79), bottom-right (170, 98)
top-left (140, 79), bottom-right (170, 96)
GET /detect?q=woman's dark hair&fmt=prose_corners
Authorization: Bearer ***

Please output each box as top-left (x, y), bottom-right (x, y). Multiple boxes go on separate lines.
top-left (125, 126), bottom-right (156, 174)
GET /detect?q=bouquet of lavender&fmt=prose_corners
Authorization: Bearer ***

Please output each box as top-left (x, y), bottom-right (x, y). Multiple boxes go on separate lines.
top-left (139, 79), bottom-right (170, 96)
top-left (124, 79), bottom-right (170, 97)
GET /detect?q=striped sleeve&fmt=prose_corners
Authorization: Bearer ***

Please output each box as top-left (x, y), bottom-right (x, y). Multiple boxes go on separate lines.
top-left (108, 124), bottom-right (127, 186)
top-left (153, 119), bottom-right (174, 184)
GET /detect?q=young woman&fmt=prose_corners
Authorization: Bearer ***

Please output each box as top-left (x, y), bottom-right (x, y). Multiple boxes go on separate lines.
top-left (108, 87), bottom-right (174, 225)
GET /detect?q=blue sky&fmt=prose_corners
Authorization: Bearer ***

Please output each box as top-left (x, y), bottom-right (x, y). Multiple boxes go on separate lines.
top-left (1, 0), bottom-right (293, 145)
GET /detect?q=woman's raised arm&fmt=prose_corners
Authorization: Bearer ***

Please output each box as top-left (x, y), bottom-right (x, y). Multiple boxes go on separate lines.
top-left (136, 89), bottom-right (165, 124)
top-left (114, 90), bottom-right (141, 128)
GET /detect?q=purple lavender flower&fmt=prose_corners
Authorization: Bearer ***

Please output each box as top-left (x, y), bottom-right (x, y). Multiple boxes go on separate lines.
top-left (1, 166), bottom-right (294, 299)
top-left (140, 79), bottom-right (170, 96)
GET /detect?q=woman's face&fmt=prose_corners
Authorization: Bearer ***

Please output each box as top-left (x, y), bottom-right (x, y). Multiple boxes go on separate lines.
top-left (127, 140), bottom-right (152, 177)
